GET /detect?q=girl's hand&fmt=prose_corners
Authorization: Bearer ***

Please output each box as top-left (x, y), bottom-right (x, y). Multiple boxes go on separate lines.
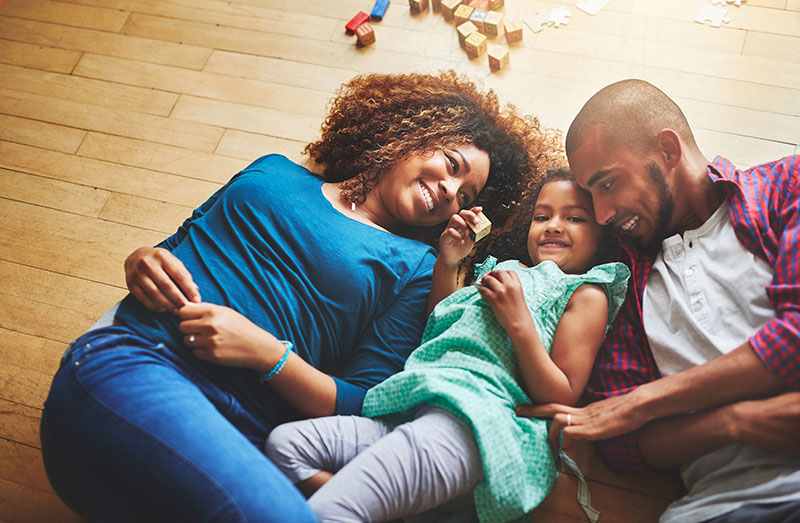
top-left (437, 206), bottom-right (483, 268)
top-left (125, 247), bottom-right (200, 313)
top-left (477, 270), bottom-right (533, 335)
top-left (177, 303), bottom-right (285, 371)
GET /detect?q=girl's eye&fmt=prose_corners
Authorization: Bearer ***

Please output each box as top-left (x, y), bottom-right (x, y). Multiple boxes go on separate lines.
top-left (458, 191), bottom-right (471, 207)
top-left (446, 153), bottom-right (459, 174)
top-left (533, 215), bottom-right (549, 222)
top-left (568, 216), bottom-right (587, 222)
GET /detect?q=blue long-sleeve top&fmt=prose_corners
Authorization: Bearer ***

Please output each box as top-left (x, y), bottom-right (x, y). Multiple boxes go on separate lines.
top-left (115, 155), bottom-right (436, 425)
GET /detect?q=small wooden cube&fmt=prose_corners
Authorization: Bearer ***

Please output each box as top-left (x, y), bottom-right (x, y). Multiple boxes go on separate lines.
top-left (370, 0), bottom-right (390, 20)
top-left (431, 0), bottom-right (442, 11)
top-left (453, 4), bottom-right (474, 25)
top-left (465, 31), bottom-right (487, 58)
top-left (469, 9), bottom-right (488, 31)
top-left (441, 0), bottom-right (461, 20)
top-left (355, 22), bottom-right (376, 46)
top-left (489, 0), bottom-right (504, 10)
top-left (468, 211), bottom-right (492, 242)
top-left (456, 20), bottom-right (478, 47)
top-left (488, 45), bottom-right (509, 71)
top-left (468, 0), bottom-right (489, 9)
top-left (409, 0), bottom-right (429, 13)
top-left (483, 10), bottom-right (503, 35)
top-left (345, 11), bottom-right (370, 34)
top-left (503, 20), bottom-right (523, 43)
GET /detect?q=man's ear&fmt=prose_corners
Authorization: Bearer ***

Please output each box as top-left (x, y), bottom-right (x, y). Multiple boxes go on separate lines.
top-left (656, 129), bottom-right (682, 168)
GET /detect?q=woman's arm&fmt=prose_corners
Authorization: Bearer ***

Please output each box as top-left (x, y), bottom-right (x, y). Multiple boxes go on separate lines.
top-left (481, 274), bottom-right (608, 406)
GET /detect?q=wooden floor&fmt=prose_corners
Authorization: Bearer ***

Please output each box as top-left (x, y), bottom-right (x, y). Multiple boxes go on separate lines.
top-left (0, 0), bottom-right (797, 521)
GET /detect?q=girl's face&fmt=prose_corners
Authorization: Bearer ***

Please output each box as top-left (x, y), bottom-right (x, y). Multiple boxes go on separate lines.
top-left (373, 144), bottom-right (490, 228)
top-left (527, 180), bottom-right (604, 274)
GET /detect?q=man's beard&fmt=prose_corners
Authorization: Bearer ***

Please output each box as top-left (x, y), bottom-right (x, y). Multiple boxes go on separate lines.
top-left (635, 162), bottom-right (674, 256)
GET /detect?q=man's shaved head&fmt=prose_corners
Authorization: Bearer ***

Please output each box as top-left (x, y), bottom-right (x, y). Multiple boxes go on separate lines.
top-left (566, 79), bottom-right (698, 157)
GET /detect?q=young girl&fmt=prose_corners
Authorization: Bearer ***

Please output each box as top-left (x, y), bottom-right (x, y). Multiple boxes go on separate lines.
top-left (265, 168), bottom-right (630, 522)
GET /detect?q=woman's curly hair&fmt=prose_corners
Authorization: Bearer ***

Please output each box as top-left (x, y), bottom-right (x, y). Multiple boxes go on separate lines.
top-left (304, 70), bottom-right (563, 262)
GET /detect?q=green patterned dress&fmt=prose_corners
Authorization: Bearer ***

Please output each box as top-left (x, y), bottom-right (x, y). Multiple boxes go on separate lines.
top-left (361, 257), bottom-right (630, 523)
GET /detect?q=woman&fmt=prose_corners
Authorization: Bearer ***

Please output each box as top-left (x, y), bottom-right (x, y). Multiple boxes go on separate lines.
top-left (40, 71), bottom-right (562, 522)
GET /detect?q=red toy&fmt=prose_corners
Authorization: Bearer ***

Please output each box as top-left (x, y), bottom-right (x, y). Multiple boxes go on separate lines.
top-left (346, 11), bottom-right (370, 34)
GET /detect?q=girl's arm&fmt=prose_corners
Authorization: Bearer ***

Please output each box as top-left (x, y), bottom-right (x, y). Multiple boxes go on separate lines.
top-left (480, 273), bottom-right (608, 406)
top-left (427, 207), bottom-right (483, 315)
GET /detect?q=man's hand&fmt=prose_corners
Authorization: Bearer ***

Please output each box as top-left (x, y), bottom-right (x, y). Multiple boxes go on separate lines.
top-left (730, 392), bottom-right (800, 455)
top-left (125, 247), bottom-right (200, 312)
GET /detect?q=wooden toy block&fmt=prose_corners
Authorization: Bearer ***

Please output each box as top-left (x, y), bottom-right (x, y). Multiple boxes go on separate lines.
top-left (355, 22), bottom-right (376, 46)
top-left (370, 0), bottom-right (390, 20)
top-left (454, 4), bottom-right (474, 25)
top-left (488, 45), bottom-right (509, 71)
top-left (441, 0), bottom-right (462, 20)
top-left (468, 0), bottom-right (489, 9)
top-left (483, 10), bottom-right (503, 35)
top-left (431, 0), bottom-right (442, 11)
top-left (345, 11), bottom-right (370, 34)
top-left (409, 0), bottom-right (429, 14)
top-left (465, 31), bottom-right (488, 58)
top-left (489, 0), bottom-right (504, 9)
top-left (469, 9), bottom-right (488, 32)
top-left (467, 211), bottom-right (492, 242)
top-left (503, 20), bottom-right (523, 43)
top-left (456, 20), bottom-right (478, 47)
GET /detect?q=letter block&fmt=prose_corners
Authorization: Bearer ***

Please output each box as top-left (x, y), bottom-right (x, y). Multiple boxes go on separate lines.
top-left (409, 0), bottom-right (429, 13)
top-left (454, 4), bottom-right (474, 25)
top-left (465, 31), bottom-right (488, 58)
top-left (483, 10), bottom-right (503, 35)
top-left (345, 11), bottom-right (370, 34)
top-left (441, 0), bottom-right (462, 21)
top-left (489, 0), bottom-right (504, 10)
top-left (469, 8), bottom-right (488, 32)
top-left (503, 20), bottom-right (523, 43)
top-left (488, 45), bottom-right (509, 71)
top-left (355, 22), bottom-right (376, 46)
top-left (467, 211), bottom-right (492, 242)
top-left (456, 20), bottom-right (478, 47)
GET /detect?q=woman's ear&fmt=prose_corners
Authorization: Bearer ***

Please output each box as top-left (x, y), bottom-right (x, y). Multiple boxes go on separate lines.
top-left (656, 129), bottom-right (682, 169)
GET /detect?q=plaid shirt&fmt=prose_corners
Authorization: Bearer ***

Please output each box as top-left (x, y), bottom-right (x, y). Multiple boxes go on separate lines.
top-left (584, 155), bottom-right (800, 475)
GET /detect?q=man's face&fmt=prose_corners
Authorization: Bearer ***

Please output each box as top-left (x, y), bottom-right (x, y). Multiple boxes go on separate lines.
top-left (568, 130), bottom-right (674, 253)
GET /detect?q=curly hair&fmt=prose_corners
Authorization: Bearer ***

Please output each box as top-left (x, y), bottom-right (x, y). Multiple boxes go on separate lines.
top-left (485, 166), bottom-right (615, 275)
top-left (304, 70), bottom-right (563, 261)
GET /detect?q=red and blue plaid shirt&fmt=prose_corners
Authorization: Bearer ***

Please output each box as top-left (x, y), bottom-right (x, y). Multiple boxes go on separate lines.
top-left (585, 155), bottom-right (800, 475)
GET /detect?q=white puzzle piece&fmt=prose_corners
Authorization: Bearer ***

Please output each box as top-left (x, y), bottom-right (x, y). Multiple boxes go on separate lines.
top-left (711, 0), bottom-right (743, 6)
top-left (548, 6), bottom-right (572, 27)
top-left (576, 0), bottom-right (609, 15)
top-left (695, 5), bottom-right (730, 27)
top-left (524, 10), bottom-right (550, 33)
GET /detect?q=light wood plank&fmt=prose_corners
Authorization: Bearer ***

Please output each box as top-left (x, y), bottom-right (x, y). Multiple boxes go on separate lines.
top-left (73, 53), bottom-right (331, 117)
top-left (215, 129), bottom-right (307, 163)
top-left (0, 64), bottom-right (178, 117)
top-left (0, 114), bottom-right (87, 154)
top-left (0, 328), bottom-right (67, 380)
top-left (171, 95), bottom-right (322, 143)
top-left (0, 15), bottom-right (212, 70)
top-left (0, 38), bottom-right (81, 74)
top-left (76, 132), bottom-right (249, 183)
top-left (99, 193), bottom-right (194, 234)
top-left (0, 399), bottom-right (41, 450)
top-left (1, 0), bottom-right (130, 32)
top-left (694, 129), bottom-right (797, 169)
top-left (789, 0), bottom-right (800, 11)
top-left (0, 198), bottom-right (163, 287)
top-left (63, 0), bottom-right (339, 40)
top-left (0, 477), bottom-right (82, 523)
top-left (203, 50), bottom-right (355, 93)
top-left (0, 141), bottom-right (221, 207)
top-left (0, 437), bottom-right (52, 492)
top-left (0, 292), bottom-right (108, 346)
top-left (0, 87), bottom-right (224, 153)
top-left (0, 168), bottom-right (110, 217)
top-left (0, 358), bottom-right (54, 409)
top-left (743, 31), bottom-right (800, 64)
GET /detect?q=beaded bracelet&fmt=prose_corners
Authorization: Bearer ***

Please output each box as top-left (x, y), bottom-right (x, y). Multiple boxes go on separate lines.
top-left (259, 340), bottom-right (292, 385)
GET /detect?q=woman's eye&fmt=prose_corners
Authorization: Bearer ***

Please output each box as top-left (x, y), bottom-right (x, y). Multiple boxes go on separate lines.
top-left (446, 153), bottom-right (459, 174)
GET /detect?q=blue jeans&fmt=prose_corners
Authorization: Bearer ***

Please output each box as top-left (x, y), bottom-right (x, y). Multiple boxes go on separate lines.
top-left (40, 326), bottom-right (316, 522)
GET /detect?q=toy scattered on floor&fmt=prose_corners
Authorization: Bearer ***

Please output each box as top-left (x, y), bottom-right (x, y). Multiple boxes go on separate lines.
top-left (465, 31), bottom-right (488, 58)
top-left (409, 0), bottom-right (429, 14)
top-left (469, 0), bottom-right (490, 9)
top-left (712, 0), bottom-right (743, 5)
top-left (524, 10), bottom-right (550, 33)
top-left (356, 22), bottom-right (376, 45)
top-left (371, 0), bottom-right (390, 21)
top-left (503, 20), bottom-right (523, 42)
top-left (576, 0), bottom-right (609, 15)
top-left (441, 0), bottom-right (461, 20)
top-left (695, 5), bottom-right (730, 27)
top-left (454, 4), bottom-right (475, 25)
top-left (489, 0), bottom-right (504, 9)
top-left (457, 20), bottom-right (479, 47)
top-left (548, 6), bottom-right (572, 27)
top-left (469, 8), bottom-right (489, 31)
top-left (483, 10), bottom-right (503, 35)
top-left (345, 11), bottom-right (370, 34)
top-left (467, 211), bottom-right (492, 242)
top-left (488, 45), bottom-right (510, 71)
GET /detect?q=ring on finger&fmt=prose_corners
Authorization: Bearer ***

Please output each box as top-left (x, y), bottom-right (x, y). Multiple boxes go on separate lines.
top-left (566, 413), bottom-right (572, 427)
top-left (188, 334), bottom-right (196, 345)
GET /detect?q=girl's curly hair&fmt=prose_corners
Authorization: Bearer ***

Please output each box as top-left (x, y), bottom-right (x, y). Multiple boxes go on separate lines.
top-left (304, 70), bottom-right (563, 262)
top-left (486, 167), bottom-right (614, 272)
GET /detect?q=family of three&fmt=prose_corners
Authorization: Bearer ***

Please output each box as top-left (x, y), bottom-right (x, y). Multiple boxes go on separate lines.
top-left (40, 70), bottom-right (799, 522)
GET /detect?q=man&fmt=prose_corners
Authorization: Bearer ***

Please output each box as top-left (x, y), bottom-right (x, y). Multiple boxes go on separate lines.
top-left (521, 79), bottom-right (800, 522)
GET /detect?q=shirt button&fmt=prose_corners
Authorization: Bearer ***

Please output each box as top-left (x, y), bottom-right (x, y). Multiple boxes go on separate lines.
top-left (685, 267), bottom-right (694, 276)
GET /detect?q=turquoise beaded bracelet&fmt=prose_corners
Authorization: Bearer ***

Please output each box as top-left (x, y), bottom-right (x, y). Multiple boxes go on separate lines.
top-left (259, 340), bottom-right (292, 385)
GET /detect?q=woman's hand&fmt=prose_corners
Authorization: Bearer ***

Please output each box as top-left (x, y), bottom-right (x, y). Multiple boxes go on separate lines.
top-left (177, 302), bottom-right (285, 372)
top-left (477, 270), bottom-right (533, 335)
top-left (125, 247), bottom-right (200, 312)
top-left (437, 207), bottom-right (483, 268)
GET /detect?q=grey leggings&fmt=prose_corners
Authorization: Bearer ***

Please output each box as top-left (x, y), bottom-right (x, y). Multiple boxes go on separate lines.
top-left (265, 408), bottom-right (482, 522)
